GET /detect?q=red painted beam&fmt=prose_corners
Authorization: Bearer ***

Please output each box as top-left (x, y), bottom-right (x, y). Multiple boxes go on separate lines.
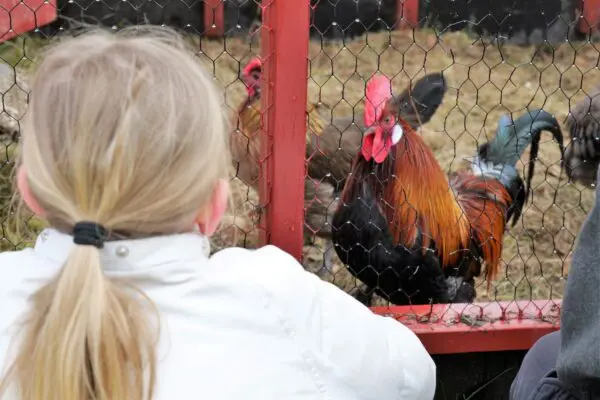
top-left (579, 0), bottom-right (600, 34)
top-left (396, 0), bottom-right (419, 30)
top-left (0, 0), bottom-right (57, 44)
top-left (259, 0), bottom-right (310, 260)
top-left (371, 300), bottom-right (561, 354)
top-left (204, 0), bottom-right (224, 38)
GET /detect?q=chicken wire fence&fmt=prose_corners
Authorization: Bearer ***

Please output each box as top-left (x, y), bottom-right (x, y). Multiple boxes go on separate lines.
top-left (1, 0), bottom-right (598, 332)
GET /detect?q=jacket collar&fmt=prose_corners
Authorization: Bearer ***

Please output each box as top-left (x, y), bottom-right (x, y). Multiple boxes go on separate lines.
top-left (33, 228), bottom-right (211, 271)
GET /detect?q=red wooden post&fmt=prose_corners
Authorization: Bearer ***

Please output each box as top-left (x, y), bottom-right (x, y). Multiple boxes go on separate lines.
top-left (204, 0), bottom-right (224, 38)
top-left (579, 0), bottom-right (600, 34)
top-left (396, 0), bottom-right (419, 30)
top-left (0, 0), bottom-right (57, 44)
top-left (259, 0), bottom-right (310, 260)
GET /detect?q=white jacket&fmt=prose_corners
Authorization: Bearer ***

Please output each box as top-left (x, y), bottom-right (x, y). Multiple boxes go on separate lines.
top-left (0, 228), bottom-right (436, 399)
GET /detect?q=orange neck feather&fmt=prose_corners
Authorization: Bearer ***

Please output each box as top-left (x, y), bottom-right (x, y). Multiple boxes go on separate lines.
top-left (237, 96), bottom-right (261, 134)
top-left (384, 122), bottom-right (470, 267)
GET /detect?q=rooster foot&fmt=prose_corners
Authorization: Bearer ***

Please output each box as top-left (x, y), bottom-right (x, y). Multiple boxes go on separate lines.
top-left (445, 276), bottom-right (464, 301)
top-left (446, 276), bottom-right (476, 303)
top-left (349, 283), bottom-right (375, 307)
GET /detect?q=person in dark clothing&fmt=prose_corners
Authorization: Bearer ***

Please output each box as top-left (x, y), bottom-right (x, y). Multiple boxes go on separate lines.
top-left (510, 331), bottom-right (561, 399)
top-left (510, 168), bottom-right (600, 400)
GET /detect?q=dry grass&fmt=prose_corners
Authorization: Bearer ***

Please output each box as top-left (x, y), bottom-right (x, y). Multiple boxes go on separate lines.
top-left (0, 36), bottom-right (47, 252)
top-left (2, 28), bottom-right (598, 303)
top-left (202, 29), bottom-right (598, 304)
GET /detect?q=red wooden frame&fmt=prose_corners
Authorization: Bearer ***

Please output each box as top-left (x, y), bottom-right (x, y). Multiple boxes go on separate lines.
top-left (203, 0), bottom-right (224, 38)
top-left (397, 0), bottom-right (419, 30)
top-left (579, 0), bottom-right (600, 34)
top-left (259, 0), bottom-right (310, 260)
top-left (371, 300), bottom-right (561, 354)
top-left (0, 0), bottom-right (57, 44)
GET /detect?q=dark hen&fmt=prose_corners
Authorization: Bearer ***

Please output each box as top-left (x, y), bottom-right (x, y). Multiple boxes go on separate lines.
top-left (564, 86), bottom-right (600, 187)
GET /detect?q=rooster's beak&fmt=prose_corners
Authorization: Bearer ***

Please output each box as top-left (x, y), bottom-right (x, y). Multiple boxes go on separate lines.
top-left (241, 76), bottom-right (260, 100)
top-left (361, 126), bottom-right (389, 163)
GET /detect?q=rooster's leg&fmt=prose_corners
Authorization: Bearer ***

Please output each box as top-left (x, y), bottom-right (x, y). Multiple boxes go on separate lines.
top-left (349, 283), bottom-right (375, 307)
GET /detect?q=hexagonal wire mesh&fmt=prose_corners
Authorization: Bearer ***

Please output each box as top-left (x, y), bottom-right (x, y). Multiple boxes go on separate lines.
top-left (1, 0), bottom-right (599, 334)
top-left (301, 0), bottom-right (581, 332)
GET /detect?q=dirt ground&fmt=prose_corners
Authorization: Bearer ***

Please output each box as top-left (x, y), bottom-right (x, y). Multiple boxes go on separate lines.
top-left (2, 28), bottom-right (598, 304)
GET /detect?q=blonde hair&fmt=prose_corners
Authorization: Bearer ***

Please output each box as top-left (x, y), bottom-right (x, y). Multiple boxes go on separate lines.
top-left (0, 25), bottom-right (230, 399)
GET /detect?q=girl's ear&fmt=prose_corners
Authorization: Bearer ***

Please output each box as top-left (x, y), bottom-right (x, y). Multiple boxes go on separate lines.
top-left (17, 167), bottom-right (45, 216)
top-left (196, 179), bottom-right (229, 237)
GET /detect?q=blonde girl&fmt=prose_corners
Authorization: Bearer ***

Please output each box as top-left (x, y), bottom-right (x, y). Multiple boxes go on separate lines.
top-left (0, 26), bottom-right (436, 400)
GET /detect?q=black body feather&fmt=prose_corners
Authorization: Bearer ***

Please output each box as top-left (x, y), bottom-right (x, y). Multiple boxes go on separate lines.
top-left (332, 175), bottom-right (450, 305)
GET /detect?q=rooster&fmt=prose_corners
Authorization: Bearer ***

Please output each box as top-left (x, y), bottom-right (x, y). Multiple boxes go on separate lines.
top-left (233, 58), bottom-right (447, 278)
top-left (332, 74), bottom-right (565, 306)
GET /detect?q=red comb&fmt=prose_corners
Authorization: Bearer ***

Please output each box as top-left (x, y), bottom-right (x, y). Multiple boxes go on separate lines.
top-left (243, 57), bottom-right (262, 78)
top-left (364, 75), bottom-right (392, 126)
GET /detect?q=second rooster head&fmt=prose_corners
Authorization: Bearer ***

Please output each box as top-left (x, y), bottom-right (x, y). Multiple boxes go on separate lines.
top-left (361, 75), bottom-right (404, 164)
top-left (241, 57), bottom-right (262, 100)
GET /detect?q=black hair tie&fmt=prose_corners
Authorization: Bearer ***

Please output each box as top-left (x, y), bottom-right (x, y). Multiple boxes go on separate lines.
top-left (72, 221), bottom-right (109, 249)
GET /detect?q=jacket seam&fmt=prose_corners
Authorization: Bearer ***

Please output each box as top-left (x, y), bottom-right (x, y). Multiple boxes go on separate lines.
top-left (255, 280), bottom-right (331, 399)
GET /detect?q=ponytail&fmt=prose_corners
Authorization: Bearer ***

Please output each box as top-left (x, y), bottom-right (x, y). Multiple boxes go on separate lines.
top-left (0, 24), bottom-right (230, 399)
top-left (0, 243), bottom-right (159, 399)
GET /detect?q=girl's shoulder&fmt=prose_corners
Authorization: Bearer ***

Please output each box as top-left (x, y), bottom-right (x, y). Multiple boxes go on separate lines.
top-left (0, 246), bottom-right (54, 302)
top-left (0, 247), bottom-right (38, 275)
top-left (208, 244), bottom-right (325, 312)
top-left (210, 244), bottom-right (298, 261)
top-left (209, 245), bottom-right (305, 277)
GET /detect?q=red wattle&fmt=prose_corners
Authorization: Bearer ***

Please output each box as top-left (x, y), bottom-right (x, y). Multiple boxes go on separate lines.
top-left (361, 132), bottom-right (374, 161)
top-left (360, 128), bottom-right (389, 163)
top-left (372, 129), bottom-right (389, 163)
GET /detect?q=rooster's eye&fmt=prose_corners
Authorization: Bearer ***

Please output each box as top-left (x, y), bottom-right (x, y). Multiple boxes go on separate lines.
top-left (382, 115), bottom-right (395, 127)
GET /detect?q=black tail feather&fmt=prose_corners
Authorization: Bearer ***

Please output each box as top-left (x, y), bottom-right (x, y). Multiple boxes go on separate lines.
top-left (481, 109), bottom-right (566, 227)
top-left (524, 120), bottom-right (565, 210)
top-left (509, 120), bottom-right (564, 227)
top-left (392, 72), bottom-right (447, 129)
